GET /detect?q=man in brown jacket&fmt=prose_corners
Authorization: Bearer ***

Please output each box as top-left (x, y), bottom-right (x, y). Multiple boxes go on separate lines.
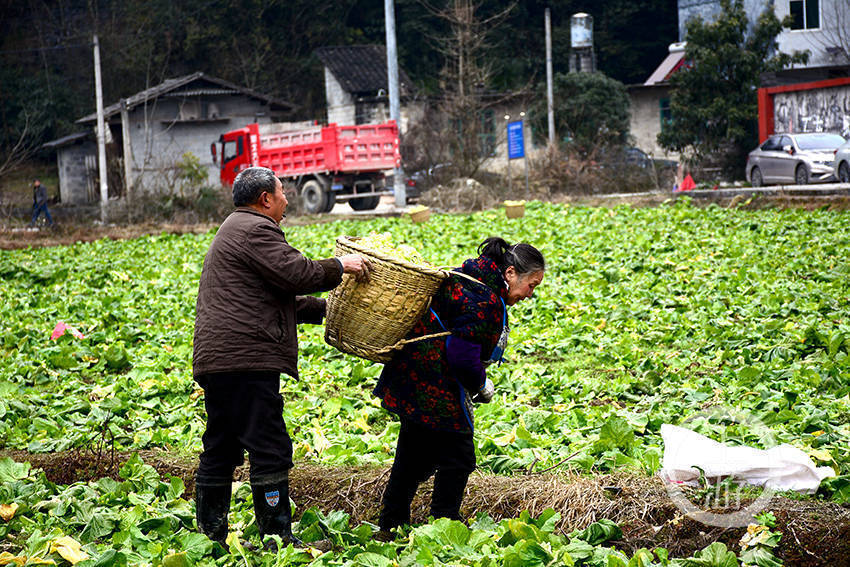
top-left (192, 166), bottom-right (371, 549)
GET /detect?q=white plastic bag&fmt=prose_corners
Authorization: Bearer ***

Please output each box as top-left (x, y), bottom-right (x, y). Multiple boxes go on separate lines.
top-left (660, 424), bottom-right (835, 493)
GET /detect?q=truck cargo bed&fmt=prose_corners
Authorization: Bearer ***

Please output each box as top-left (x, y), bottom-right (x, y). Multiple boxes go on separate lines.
top-left (254, 122), bottom-right (399, 177)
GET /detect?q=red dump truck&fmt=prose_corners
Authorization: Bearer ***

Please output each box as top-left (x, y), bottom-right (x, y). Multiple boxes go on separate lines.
top-left (212, 120), bottom-right (400, 213)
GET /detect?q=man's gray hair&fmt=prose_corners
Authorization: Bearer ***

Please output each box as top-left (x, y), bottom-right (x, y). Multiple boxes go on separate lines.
top-left (232, 167), bottom-right (278, 206)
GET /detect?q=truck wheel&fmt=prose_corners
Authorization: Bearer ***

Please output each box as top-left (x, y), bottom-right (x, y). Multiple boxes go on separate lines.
top-left (323, 191), bottom-right (336, 213)
top-left (349, 195), bottom-right (380, 210)
top-left (300, 180), bottom-right (328, 214)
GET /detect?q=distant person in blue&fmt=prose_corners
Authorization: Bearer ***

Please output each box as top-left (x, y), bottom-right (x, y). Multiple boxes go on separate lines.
top-left (28, 179), bottom-right (54, 227)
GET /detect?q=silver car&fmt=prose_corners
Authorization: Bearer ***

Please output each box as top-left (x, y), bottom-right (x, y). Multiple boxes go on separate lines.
top-left (834, 140), bottom-right (850, 183)
top-left (746, 133), bottom-right (846, 186)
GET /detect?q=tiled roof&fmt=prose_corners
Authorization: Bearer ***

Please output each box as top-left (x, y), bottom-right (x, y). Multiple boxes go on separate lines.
top-left (315, 45), bottom-right (413, 95)
top-left (76, 72), bottom-right (295, 124)
top-left (42, 131), bottom-right (90, 149)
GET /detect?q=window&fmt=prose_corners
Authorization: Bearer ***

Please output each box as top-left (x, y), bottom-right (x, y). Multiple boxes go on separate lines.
top-left (478, 109), bottom-right (496, 157)
top-left (789, 0), bottom-right (819, 29)
top-left (761, 136), bottom-right (781, 151)
top-left (659, 98), bottom-right (672, 132)
top-left (223, 137), bottom-right (243, 163)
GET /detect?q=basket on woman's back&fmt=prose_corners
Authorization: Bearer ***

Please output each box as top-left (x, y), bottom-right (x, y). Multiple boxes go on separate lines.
top-left (324, 236), bottom-right (447, 363)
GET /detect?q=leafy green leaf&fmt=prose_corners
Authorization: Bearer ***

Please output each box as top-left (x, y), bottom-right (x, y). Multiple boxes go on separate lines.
top-left (352, 552), bottom-right (394, 567)
top-left (0, 458), bottom-right (30, 482)
top-left (685, 542), bottom-right (739, 567)
top-left (81, 512), bottom-right (117, 541)
top-left (571, 519), bottom-right (623, 546)
top-left (176, 532), bottom-right (211, 561)
top-left (503, 540), bottom-right (552, 567)
top-left (597, 417), bottom-right (635, 451)
top-left (105, 344), bottom-right (130, 370)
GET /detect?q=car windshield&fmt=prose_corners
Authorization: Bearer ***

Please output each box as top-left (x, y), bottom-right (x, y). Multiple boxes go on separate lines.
top-left (795, 134), bottom-right (846, 150)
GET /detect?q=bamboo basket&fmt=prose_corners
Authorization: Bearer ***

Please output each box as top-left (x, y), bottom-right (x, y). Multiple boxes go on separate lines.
top-left (505, 203), bottom-right (525, 218)
top-left (324, 236), bottom-right (448, 363)
top-left (409, 207), bottom-right (431, 223)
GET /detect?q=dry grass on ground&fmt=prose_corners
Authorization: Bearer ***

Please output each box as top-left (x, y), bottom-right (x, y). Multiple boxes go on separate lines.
top-left (2, 449), bottom-right (847, 566)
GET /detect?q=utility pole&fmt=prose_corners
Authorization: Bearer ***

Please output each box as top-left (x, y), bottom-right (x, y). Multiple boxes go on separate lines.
top-left (545, 7), bottom-right (555, 147)
top-left (120, 99), bottom-right (133, 223)
top-left (385, 0), bottom-right (406, 208)
top-left (93, 34), bottom-right (109, 223)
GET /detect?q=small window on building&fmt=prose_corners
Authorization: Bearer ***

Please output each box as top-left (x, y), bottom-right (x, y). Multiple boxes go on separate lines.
top-left (478, 109), bottom-right (496, 157)
top-left (659, 98), bottom-right (673, 132)
top-left (790, 0), bottom-right (819, 29)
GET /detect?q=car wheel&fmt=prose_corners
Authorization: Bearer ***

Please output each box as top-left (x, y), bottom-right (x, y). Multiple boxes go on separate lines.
top-left (795, 164), bottom-right (809, 185)
top-left (750, 167), bottom-right (763, 187)
top-left (839, 161), bottom-right (850, 184)
top-left (300, 180), bottom-right (328, 214)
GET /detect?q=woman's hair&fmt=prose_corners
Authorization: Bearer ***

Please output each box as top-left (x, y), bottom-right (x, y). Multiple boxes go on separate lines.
top-left (478, 237), bottom-right (545, 276)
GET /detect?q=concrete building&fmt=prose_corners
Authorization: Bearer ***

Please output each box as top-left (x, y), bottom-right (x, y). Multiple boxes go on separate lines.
top-left (627, 43), bottom-right (685, 162)
top-left (679, 0), bottom-right (850, 69)
top-left (45, 73), bottom-right (293, 205)
top-left (629, 0), bottom-right (850, 160)
top-left (314, 45), bottom-right (422, 134)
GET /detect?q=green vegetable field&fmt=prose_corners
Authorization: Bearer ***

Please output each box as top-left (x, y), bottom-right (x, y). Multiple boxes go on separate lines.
top-left (1, 200), bottom-right (849, 566)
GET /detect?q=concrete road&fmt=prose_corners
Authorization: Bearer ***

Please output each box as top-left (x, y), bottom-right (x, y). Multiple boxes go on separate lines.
top-left (328, 195), bottom-right (407, 217)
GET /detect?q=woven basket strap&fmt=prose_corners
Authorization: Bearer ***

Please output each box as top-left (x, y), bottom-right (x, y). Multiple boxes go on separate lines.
top-left (438, 267), bottom-right (490, 288)
top-left (372, 331), bottom-right (452, 356)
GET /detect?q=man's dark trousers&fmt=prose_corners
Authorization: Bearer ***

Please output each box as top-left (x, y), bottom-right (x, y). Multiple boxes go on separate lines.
top-left (196, 371), bottom-right (293, 482)
top-left (30, 202), bottom-right (53, 227)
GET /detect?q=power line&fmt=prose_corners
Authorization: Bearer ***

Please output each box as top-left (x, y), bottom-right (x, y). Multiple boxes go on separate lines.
top-left (0, 43), bottom-right (91, 55)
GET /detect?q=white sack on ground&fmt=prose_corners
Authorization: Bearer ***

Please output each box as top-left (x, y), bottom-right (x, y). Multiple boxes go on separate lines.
top-left (659, 424), bottom-right (836, 493)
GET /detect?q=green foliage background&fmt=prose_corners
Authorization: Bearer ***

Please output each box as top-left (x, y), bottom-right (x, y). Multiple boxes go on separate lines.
top-left (531, 72), bottom-right (630, 151)
top-left (1, 201), bottom-right (848, 487)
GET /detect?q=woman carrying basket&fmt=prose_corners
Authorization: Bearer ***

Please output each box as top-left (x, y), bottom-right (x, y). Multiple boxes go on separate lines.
top-left (373, 236), bottom-right (545, 533)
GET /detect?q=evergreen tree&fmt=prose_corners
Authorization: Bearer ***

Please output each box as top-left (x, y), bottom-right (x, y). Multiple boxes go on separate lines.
top-left (657, 0), bottom-right (808, 175)
top-left (531, 71), bottom-right (630, 153)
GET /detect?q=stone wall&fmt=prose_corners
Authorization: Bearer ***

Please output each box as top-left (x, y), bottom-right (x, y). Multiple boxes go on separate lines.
top-left (123, 94), bottom-right (278, 194)
top-left (56, 141), bottom-right (96, 204)
top-left (325, 69), bottom-right (355, 125)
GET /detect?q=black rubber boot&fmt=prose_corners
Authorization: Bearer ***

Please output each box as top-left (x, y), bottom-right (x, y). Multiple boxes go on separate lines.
top-left (251, 471), bottom-right (303, 548)
top-left (195, 477), bottom-right (232, 546)
top-left (430, 469), bottom-right (471, 521)
top-left (379, 467), bottom-right (421, 531)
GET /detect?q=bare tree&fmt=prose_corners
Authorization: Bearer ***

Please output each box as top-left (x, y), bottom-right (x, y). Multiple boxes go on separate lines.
top-left (419, 0), bottom-right (517, 177)
top-left (0, 113), bottom-right (41, 178)
top-left (809, 0), bottom-right (850, 62)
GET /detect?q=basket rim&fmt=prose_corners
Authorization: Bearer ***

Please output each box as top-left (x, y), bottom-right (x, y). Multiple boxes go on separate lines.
top-left (337, 235), bottom-right (448, 279)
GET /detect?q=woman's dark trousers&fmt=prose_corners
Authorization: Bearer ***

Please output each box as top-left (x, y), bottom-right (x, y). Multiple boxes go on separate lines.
top-left (379, 418), bottom-right (476, 530)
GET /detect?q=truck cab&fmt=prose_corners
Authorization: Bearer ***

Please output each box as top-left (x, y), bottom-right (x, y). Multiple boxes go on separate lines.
top-left (212, 128), bottom-right (250, 187)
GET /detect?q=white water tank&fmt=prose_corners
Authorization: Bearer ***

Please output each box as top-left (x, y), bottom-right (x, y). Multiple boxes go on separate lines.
top-left (571, 13), bottom-right (593, 49)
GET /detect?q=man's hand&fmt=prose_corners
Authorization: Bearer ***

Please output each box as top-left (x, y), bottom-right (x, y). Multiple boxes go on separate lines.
top-left (473, 378), bottom-right (495, 403)
top-left (338, 254), bottom-right (373, 282)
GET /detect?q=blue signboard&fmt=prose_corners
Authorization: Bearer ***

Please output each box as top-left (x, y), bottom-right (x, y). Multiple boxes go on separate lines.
top-left (507, 120), bottom-right (524, 159)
